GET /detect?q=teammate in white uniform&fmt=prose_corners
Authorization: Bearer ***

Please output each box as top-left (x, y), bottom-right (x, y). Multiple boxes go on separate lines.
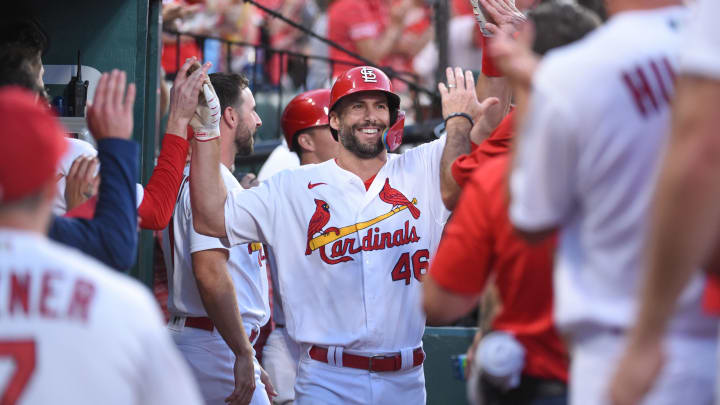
top-left (164, 71), bottom-right (274, 405)
top-left (507, 2), bottom-right (717, 405)
top-left (53, 138), bottom-right (97, 215)
top-left (261, 88), bottom-right (339, 405)
top-left (608, 0), bottom-right (720, 403)
top-left (188, 65), bottom-right (494, 404)
top-left (0, 78), bottom-right (202, 405)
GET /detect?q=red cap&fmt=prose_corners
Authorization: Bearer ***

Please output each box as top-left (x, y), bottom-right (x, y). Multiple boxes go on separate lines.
top-left (0, 87), bottom-right (67, 203)
top-left (281, 88), bottom-right (331, 151)
top-left (329, 66), bottom-right (400, 113)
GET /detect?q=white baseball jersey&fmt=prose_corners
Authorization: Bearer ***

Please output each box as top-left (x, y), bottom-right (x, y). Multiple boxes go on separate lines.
top-left (510, 6), bottom-right (715, 335)
top-left (265, 247), bottom-right (287, 325)
top-left (679, 0), bottom-right (720, 78)
top-left (54, 138), bottom-right (97, 215)
top-left (257, 138), bottom-right (300, 182)
top-left (0, 229), bottom-right (203, 405)
top-left (223, 137), bottom-right (450, 351)
top-left (163, 164), bottom-right (269, 328)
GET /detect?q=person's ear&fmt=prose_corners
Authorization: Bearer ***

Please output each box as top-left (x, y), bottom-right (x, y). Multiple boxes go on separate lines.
top-left (222, 106), bottom-right (236, 128)
top-left (329, 111), bottom-right (340, 131)
top-left (297, 132), bottom-right (315, 153)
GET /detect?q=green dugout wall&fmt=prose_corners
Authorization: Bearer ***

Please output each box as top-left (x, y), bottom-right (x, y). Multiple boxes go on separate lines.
top-left (29, 2), bottom-right (476, 403)
top-left (33, 0), bottom-right (162, 284)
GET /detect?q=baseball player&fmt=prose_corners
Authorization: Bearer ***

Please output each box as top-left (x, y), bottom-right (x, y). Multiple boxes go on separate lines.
top-left (609, 0), bottom-right (720, 403)
top-left (261, 88), bottom-right (339, 405)
top-left (499, 1), bottom-right (718, 404)
top-left (0, 83), bottom-right (202, 404)
top-left (423, 3), bottom-right (603, 404)
top-left (163, 70), bottom-right (274, 405)
top-left (188, 65), bottom-right (495, 404)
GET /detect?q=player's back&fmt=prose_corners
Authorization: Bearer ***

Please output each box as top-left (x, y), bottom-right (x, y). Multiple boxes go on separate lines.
top-left (0, 229), bottom-right (203, 405)
top-left (525, 5), bottom-right (713, 332)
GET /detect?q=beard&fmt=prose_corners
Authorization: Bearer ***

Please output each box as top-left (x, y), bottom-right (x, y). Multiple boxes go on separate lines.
top-left (234, 122), bottom-right (255, 157)
top-left (338, 123), bottom-right (385, 159)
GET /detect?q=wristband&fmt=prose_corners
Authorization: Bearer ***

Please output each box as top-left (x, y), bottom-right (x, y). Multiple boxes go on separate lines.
top-left (444, 112), bottom-right (474, 128)
top-left (481, 35), bottom-right (503, 77)
top-left (192, 130), bottom-right (220, 142)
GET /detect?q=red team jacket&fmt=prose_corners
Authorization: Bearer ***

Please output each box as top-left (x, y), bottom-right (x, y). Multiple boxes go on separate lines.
top-left (431, 111), bottom-right (569, 382)
top-left (431, 154), bottom-right (568, 382)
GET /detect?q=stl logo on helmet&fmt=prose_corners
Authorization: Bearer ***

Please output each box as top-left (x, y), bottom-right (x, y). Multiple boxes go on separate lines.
top-left (304, 179), bottom-right (421, 265)
top-left (360, 67), bottom-right (378, 83)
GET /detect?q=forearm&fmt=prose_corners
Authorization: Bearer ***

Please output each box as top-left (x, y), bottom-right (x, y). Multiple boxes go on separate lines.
top-left (165, 114), bottom-right (189, 139)
top-left (195, 260), bottom-right (254, 357)
top-left (138, 133), bottom-right (190, 230)
top-left (440, 120), bottom-right (473, 209)
top-left (189, 138), bottom-right (228, 237)
top-left (423, 276), bottom-right (479, 325)
top-left (632, 77), bottom-right (720, 342)
top-left (476, 74), bottom-right (511, 135)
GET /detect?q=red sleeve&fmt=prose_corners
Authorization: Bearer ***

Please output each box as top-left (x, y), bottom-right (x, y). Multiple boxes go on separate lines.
top-left (481, 34), bottom-right (503, 77)
top-left (137, 133), bottom-right (189, 230)
top-left (429, 173), bottom-right (493, 294)
top-left (64, 196), bottom-right (98, 219)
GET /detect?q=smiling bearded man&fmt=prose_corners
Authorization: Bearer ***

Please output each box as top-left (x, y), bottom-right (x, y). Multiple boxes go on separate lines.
top-left (332, 91), bottom-right (389, 159)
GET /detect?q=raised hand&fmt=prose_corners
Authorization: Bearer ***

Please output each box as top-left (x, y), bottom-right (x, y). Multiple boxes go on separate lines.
top-left (166, 57), bottom-right (213, 137)
top-left (86, 69), bottom-right (136, 140)
top-left (189, 81), bottom-right (222, 142)
top-left (478, 0), bottom-right (527, 35)
top-left (438, 66), bottom-right (499, 132)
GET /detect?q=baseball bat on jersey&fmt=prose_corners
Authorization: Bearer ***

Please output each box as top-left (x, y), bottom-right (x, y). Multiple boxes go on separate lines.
top-left (308, 198), bottom-right (417, 251)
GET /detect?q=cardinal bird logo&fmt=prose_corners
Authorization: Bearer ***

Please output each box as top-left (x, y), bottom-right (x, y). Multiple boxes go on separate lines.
top-left (379, 178), bottom-right (421, 219)
top-left (306, 199), bottom-right (340, 255)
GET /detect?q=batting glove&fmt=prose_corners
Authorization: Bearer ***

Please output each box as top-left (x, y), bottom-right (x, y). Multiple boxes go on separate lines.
top-left (190, 83), bottom-right (221, 142)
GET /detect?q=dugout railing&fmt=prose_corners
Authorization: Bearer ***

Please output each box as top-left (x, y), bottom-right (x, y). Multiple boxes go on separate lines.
top-left (162, 0), bottom-right (451, 171)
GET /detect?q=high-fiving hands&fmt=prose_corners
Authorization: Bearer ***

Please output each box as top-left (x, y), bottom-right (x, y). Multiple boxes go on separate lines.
top-left (438, 67), bottom-right (499, 143)
top-left (166, 57), bottom-right (213, 138)
top-left (190, 81), bottom-right (222, 142)
top-left (471, 0), bottom-right (526, 36)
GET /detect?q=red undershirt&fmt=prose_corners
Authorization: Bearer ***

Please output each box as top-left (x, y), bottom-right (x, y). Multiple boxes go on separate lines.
top-left (364, 174), bottom-right (377, 191)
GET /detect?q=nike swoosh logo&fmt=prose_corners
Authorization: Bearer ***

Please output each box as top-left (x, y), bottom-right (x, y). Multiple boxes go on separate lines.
top-left (308, 182), bottom-right (327, 189)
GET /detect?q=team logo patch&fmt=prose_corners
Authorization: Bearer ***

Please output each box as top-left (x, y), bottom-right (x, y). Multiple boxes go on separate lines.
top-left (304, 179), bottom-right (421, 264)
top-left (360, 67), bottom-right (378, 83)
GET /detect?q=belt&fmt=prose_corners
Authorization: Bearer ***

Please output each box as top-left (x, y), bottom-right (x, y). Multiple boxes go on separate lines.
top-left (309, 345), bottom-right (425, 372)
top-left (178, 316), bottom-right (259, 343)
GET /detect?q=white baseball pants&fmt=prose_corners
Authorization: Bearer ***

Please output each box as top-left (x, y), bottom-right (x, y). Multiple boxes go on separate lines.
top-left (170, 325), bottom-right (271, 405)
top-left (262, 327), bottom-right (301, 405)
top-left (293, 346), bottom-right (426, 405)
top-left (569, 327), bottom-right (716, 405)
